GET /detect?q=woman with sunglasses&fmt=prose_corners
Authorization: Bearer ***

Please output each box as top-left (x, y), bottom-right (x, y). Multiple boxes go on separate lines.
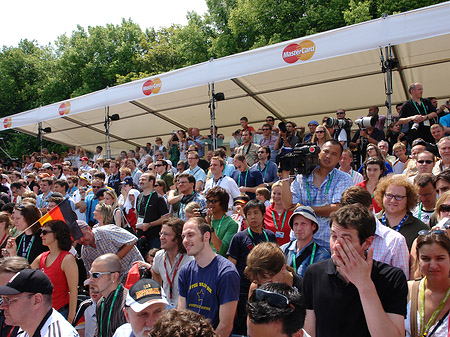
top-left (311, 125), bottom-right (331, 149)
top-left (264, 181), bottom-right (293, 246)
top-left (5, 203), bottom-right (48, 263)
top-left (30, 220), bottom-right (78, 323)
top-left (102, 189), bottom-right (125, 228)
top-left (374, 175), bottom-right (428, 250)
top-left (405, 230), bottom-right (450, 337)
top-left (356, 157), bottom-right (386, 214)
top-left (358, 144), bottom-right (393, 174)
top-left (244, 242), bottom-right (302, 297)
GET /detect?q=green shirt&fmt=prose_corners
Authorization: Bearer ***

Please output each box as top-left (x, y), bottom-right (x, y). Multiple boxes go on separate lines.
top-left (210, 215), bottom-right (238, 256)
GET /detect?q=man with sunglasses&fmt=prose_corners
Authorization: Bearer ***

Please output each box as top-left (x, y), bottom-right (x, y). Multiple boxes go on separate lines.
top-left (155, 160), bottom-right (174, 190)
top-left (247, 283), bottom-right (307, 337)
top-left (79, 177), bottom-right (105, 226)
top-left (258, 123), bottom-right (279, 163)
top-left (89, 254), bottom-right (127, 337)
top-left (410, 151), bottom-right (435, 181)
top-left (252, 146), bottom-right (279, 188)
top-left (302, 204), bottom-right (407, 337)
top-left (0, 269), bottom-right (79, 337)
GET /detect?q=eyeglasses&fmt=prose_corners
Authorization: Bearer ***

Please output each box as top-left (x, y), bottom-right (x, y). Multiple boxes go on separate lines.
top-left (384, 193), bottom-right (407, 201)
top-left (315, 130), bottom-right (324, 134)
top-left (418, 229), bottom-right (447, 236)
top-left (254, 289), bottom-right (294, 309)
top-left (1, 294), bottom-right (33, 306)
top-left (336, 112), bottom-right (345, 115)
top-left (417, 160), bottom-right (433, 164)
top-left (257, 151), bottom-right (266, 154)
top-left (439, 204), bottom-right (450, 213)
top-left (92, 185), bottom-right (102, 189)
top-left (154, 164), bottom-right (162, 167)
top-left (88, 271), bottom-right (119, 279)
top-left (206, 199), bottom-right (220, 204)
top-left (39, 229), bottom-right (54, 236)
top-left (159, 231), bottom-right (174, 237)
top-left (266, 119), bottom-right (274, 122)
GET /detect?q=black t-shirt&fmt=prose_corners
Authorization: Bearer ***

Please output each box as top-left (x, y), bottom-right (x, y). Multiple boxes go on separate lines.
top-left (302, 259), bottom-right (407, 337)
top-left (16, 232), bottom-right (48, 264)
top-left (400, 98), bottom-right (437, 144)
top-left (136, 191), bottom-right (169, 239)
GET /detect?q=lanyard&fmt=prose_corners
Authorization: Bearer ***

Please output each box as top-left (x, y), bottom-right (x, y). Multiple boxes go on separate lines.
top-left (259, 163), bottom-right (269, 182)
top-left (238, 170), bottom-right (249, 187)
top-left (212, 176), bottom-right (224, 187)
top-left (247, 228), bottom-right (269, 242)
top-left (412, 99), bottom-right (428, 116)
top-left (163, 254), bottom-right (184, 300)
top-left (100, 284), bottom-right (121, 337)
top-left (137, 191), bottom-right (154, 216)
top-left (381, 213), bottom-right (408, 232)
top-left (18, 235), bottom-right (34, 261)
top-left (271, 211), bottom-right (287, 231)
top-left (214, 214), bottom-right (226, 236)
top-left (292, 242), bottom-right (316, 273)
top-left (419, 277), bottom-right (450, 337)
top-left (306, 171), bottom-right (334, 203)
top-left (418, 203), bottom-right (423, 221)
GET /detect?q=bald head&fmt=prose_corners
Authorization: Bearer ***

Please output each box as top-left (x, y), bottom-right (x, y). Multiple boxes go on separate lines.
top-left (93, 253), bottom-right (121, 273)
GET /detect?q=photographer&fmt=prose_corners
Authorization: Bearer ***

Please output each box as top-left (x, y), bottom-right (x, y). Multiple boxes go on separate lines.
top-left (281, 139), bottom-right (353, 251)
top-left (274, 121), bottom-right (300, 152)
top-left (333, 109), bottom-right (352, 149)
top-left (349, 114), bottom-right (385, 167)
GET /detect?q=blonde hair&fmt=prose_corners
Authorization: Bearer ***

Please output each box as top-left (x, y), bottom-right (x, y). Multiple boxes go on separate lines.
top-left (312, 125), bottom-right (332, 144)
top-left (436, 190), bottom-right (450, 222)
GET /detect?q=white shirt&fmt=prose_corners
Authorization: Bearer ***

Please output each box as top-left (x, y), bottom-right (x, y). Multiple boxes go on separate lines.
top-left (20, 309), bottom-right (79, 337)
top-left (204, 175), bottom-right (241, 213)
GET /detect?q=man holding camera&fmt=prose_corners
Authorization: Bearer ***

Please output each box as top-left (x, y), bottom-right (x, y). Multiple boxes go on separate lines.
top-left (274, 121), bottom-right (300, 153)
top-left (281, 139), bottom-right (353, 251)
top-left (334, 109), bottom-right (351, 149)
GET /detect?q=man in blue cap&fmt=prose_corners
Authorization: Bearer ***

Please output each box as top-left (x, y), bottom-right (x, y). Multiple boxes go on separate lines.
top-left (304, 121), bottom-right (319, 143)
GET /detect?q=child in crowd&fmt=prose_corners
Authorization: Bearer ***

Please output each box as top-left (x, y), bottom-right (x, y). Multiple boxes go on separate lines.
top-left (255, 187), bottom-right (271, 207)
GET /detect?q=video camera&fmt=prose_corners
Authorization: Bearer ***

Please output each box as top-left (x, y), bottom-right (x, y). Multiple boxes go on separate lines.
top-left (355, 117), bottom-right (376, 131)
top-left (325, 117), bottom-right (352, 129)
top-left (278, 143), bottom-right (320, 176)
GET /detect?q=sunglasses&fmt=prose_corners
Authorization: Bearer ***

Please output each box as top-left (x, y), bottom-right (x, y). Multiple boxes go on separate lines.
top-left (206, 199), bottom-right (220, 204)
top-left (88, 271), bottom-right (118, 279)
top-left (439, 204), bottom-right (450, 213)
top-left (262, 128), bottom-right (270, 131)
top-left (315, 130), bottom-right (325, 134)
top-left (154, 184), bottom-right (160, 187)
top-left (417, 160), bottom-right (433, 164)
top-left (384, 193), bottom-right (407, 201)
top-left (254, 289), bottom-right (294, 309)
top-left (418, 229), bottom-right (447, 236)
top-left (39, 229), bottom-right (54, 236)
top-left (154, 164), bottom-right (162, 167)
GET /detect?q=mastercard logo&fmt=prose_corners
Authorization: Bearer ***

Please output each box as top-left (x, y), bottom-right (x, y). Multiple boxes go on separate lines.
top-left (282, 40), bottom-right (316, 64)
top-left (3, 118), bottom-right (11, 129)
top-left (59, 102), bottom-right (71, 116)
top-left (142, 78), bottom-right (162, 96)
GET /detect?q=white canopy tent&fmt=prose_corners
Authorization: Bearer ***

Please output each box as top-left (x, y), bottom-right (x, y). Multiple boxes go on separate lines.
top-left (2, 1), bottom-right (450, 155)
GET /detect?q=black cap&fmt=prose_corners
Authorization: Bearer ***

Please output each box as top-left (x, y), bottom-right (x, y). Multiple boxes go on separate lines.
top-left (0, 269), bottom-right (53, 295)
top-left (125, 278), bottom-right (168, 312)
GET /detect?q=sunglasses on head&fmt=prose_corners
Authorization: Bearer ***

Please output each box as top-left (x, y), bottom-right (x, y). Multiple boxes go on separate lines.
top-left (418, 229), bottom-right (448, 236)
top-left (254, 289), bottom-right (294, 309)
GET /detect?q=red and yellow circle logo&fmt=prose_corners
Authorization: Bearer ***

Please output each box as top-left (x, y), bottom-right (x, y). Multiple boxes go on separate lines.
top-left (282, 40), bottom-right (316, 64)
top-left (3, 117), bottom-right (11, 129)
top-left (142, 78), bottom-right (162, 96)
top-left (59, 102), bottom-right (71, 116)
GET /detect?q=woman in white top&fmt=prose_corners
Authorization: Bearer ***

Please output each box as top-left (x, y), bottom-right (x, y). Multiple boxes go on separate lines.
top-left (405, 230), bottom-right (450, 337)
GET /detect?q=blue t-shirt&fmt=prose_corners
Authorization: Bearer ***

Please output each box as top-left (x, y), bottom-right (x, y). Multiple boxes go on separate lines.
top-left (178, 255), bottom-right (240, 329)
top-left (231, 169), bottom-right (263, 199)
top-left (227, 228), bottom-right (277, 292)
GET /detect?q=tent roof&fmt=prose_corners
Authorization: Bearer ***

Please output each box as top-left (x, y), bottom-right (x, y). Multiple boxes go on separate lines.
top-left (3, 1), bottom-right (450, 154)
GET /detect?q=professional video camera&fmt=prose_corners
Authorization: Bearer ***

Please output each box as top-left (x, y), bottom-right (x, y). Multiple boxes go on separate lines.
top-left (278, 143), bottom-right (320, 175)
top-left (355, 116), bottom-right (376, 130)
top-left (325, 117), bottom-right (352, 129)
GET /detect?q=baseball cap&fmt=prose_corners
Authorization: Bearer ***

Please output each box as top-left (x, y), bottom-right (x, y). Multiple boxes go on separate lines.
top-left (0, 269), bottom-right (53, 295)
top-left (233, 195), bottom-right (250, 205)
top-left (81, 157), bottom-right (89, 161)
top-left (122, 176), bottom-right (133, 185)
top-left (288, 206), bottom-right (319, 233)
top-left (80, 172), bottom-right (92, 183)
top-left (126, 279), bottom-right (168, 312)
top-left (42, 163), bottom-right (52, 169)
top-left (308, 120), bottom-right (319, 126)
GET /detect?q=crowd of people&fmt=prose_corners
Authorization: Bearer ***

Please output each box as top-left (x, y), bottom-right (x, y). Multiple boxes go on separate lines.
top-left (0, 82), bottom-right (449, 336)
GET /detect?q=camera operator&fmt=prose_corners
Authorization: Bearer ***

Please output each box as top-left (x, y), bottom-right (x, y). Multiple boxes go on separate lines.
top-left (334, 109), bottom-right (352, 149)
top-left (349, 114), bottom-right (385, 167)
top-left (274, 121), bottom-right (300, 153)
top-left (281, 139), bottom-right (353, 251)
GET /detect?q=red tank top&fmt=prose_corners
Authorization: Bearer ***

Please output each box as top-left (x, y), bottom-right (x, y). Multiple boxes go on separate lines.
top-left (39, 250), bottom-right (71, 310)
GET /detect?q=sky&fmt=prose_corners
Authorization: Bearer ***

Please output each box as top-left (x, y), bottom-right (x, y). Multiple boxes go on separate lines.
top-left (0, 0), bottom-right (209, 47)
